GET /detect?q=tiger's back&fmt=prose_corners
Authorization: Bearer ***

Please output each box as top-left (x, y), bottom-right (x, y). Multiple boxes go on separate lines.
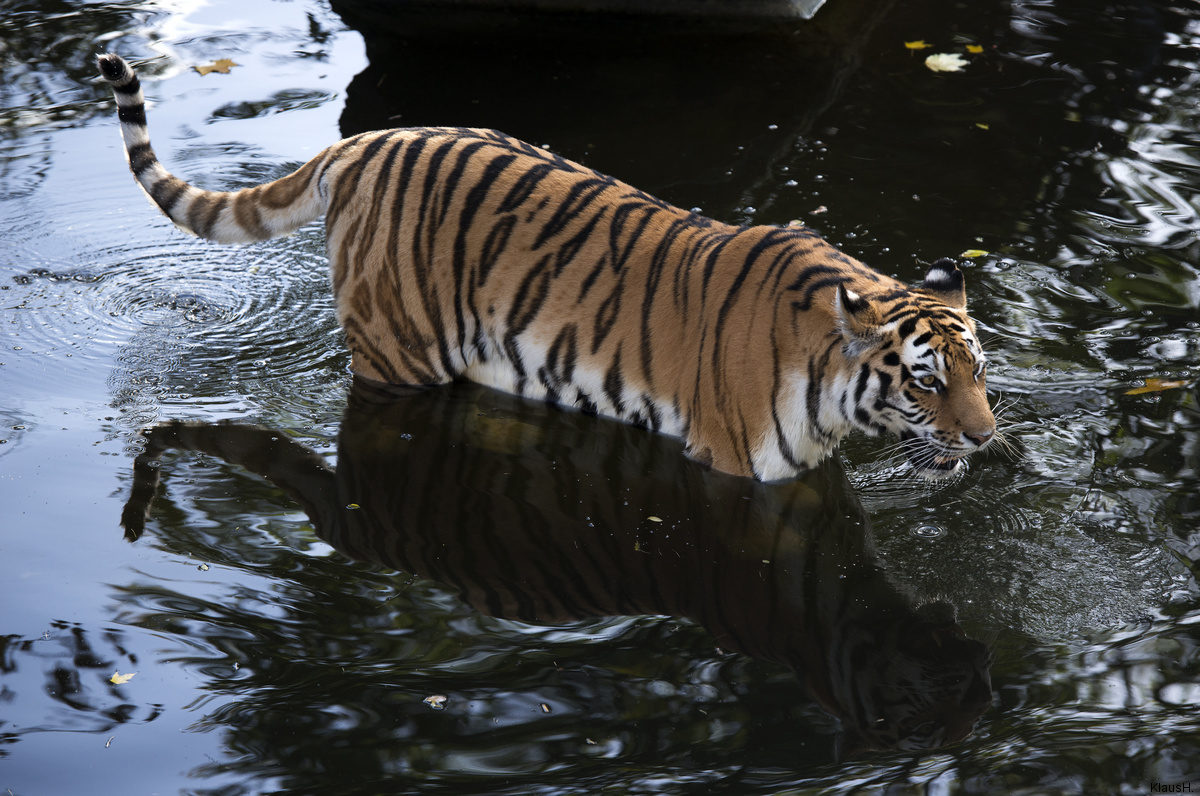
top-left (99, 54), bottom-right (996, 481)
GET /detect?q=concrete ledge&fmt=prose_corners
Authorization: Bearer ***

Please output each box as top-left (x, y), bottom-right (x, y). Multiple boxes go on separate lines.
top-left (335, 0), bottom-right (827, 21)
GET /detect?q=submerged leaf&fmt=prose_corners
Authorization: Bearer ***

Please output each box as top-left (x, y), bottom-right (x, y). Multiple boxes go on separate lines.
top-left (1125, 378), bottom-right (1189, 395)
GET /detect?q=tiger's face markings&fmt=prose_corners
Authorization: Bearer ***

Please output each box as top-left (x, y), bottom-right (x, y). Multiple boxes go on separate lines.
top-left (836, 260), bottom-right (995, 479)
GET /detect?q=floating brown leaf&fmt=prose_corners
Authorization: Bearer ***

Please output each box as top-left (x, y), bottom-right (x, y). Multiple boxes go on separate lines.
top-left (192, 59), bottom-right (240, 76)
top-left (1124, 378), bottom-right (1189, 395)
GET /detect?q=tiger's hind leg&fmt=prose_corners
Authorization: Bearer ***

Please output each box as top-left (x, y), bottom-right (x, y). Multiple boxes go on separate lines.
top-left (331, 260), bottom-right (462, 387)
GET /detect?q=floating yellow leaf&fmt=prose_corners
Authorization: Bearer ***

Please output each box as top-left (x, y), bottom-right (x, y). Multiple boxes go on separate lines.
top-left (1125, 378), bottom-right (1189, 395)
top-left (960, 249), bottom-right (989, 258)
top-left (647, 516), bottom-right (662, 522)
top-left (966, 45), bottom-right (985, 54)
top-left (192, 59), bottom-right (240, 76)
top-left (905, 40), bottom-right (934, 50)
top-left (110, 671), bottom-right (136, 685)
top-left (976, 123), bottom-right (990, 130)
top-left (424, 694), bottom-right (447, 709)
top-left (925, 53), bottom-right (968, 73)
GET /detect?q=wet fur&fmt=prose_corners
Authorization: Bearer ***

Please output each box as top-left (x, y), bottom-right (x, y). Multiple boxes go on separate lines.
top-left (98, 53), bottom-right (995, 480)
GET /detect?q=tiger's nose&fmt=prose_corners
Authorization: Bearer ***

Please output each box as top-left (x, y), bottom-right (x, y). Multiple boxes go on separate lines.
top-left (965, 429), bottom-right (994, 447)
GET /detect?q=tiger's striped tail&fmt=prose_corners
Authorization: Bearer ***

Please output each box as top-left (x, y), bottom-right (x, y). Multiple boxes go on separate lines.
top-left (97, 54), bottom-right (327, 244)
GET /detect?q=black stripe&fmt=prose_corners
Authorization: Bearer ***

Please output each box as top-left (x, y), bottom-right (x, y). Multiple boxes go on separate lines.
top-left (643, 396), bottom-right (661, 432)
top-left (496, 162), bottom-right (555, 214)
top-left (409, 139), bottom-right (462, 375)
top-left (854, 362), bottom-right (872, 402)
top-left (193, 193), bottom-right (229, 237)
top-left (533, 177), bottom-right (610, 250)
top-left (553, 207), bottom-right (605, 276)
top-left (349, 137), bottom-right (407, 283)
top-left (150, 178), bottom-right (187, 214)
top-left (592, 282), bottom-right (623, 354)
top-left (451, 148), bottom-right (514, 361)
top-left (698, 233), bottom-right (736, 309)
top-left (707, 229), bottom-right (792, 390)
top-left (113, 75), bottom-right (141, 95)
top-left (502, 254), bottom-right (554, 382)
top-left (117, 104), bottom-right (146, 127)
top-left (790, 275), bottom-right (850, 312)
top-left (544, 324), bottom-right (578, 387)
top-left (609, 202), bottom-right (659, 273)
top-left (603, 348), bottom-right (625, 414)
top-left (767, 326), bottom-right (803, 471)
top-left (327, 132), bottom-right (397, 226)
top-left (478, 214), bottom-right (516, 282)
top-left (127, 142), bottom-right (155, 176)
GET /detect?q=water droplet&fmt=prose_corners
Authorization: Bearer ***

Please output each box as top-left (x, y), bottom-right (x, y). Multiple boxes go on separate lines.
top-left (913, 524), bottom-right (946, 540)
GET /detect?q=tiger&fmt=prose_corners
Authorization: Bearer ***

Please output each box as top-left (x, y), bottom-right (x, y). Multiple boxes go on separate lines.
top-left (121, 379), bottom-right (994, 755)
top-left (98, 53), bottom-right (996, 481)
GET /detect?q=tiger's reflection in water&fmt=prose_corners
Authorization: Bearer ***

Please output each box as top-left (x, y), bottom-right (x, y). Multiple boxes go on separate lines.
top-left (122, 379), bottom-right (992, 757)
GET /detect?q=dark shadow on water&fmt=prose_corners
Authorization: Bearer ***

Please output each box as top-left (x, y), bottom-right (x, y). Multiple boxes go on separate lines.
top-left (328, 0), bottom-right (896, 217)
top-left (119, 379), bottom-right (992, 782)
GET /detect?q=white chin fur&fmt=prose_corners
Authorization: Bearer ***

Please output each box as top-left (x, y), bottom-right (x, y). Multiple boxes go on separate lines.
top-left (913, 458), bottom-right (965, 481)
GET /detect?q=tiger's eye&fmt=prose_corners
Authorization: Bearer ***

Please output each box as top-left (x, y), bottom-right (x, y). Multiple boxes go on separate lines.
top-left (919, 375), bottom-right (939, 388)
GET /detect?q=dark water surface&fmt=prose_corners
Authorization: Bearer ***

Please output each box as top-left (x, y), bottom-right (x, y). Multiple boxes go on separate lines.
top-left (2, 0), bottom-right (1198, 793)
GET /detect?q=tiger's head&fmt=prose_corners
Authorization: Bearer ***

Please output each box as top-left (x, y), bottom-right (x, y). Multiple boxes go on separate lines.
top-left (835, 259), bottom-right (995, 479)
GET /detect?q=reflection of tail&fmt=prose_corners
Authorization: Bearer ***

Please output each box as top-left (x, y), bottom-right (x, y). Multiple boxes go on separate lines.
top-left (97, 54), bottom-right (328, 244)
top-left (120, 420), bottom-right (336, 541)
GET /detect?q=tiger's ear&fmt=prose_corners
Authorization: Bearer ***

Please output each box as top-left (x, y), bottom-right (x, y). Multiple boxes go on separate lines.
top-left (835, 283), bottom-right (883, 358)
top-left (921, 258), bottom-right (967, 309)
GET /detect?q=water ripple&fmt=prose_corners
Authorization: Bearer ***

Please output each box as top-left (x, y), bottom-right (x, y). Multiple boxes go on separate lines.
top-left (7, 227), bottom-right (345, 447)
